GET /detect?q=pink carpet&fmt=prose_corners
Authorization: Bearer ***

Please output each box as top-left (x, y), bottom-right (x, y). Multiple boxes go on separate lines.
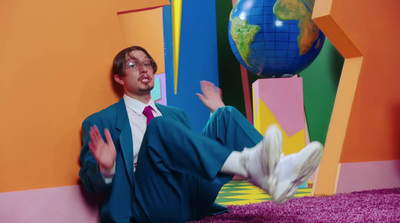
top-left (192, 188), bottom-right (400, 222)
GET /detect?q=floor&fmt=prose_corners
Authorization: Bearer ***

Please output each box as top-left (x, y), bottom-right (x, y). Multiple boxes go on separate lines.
top-left (215, 180), bottom-right (313, 206)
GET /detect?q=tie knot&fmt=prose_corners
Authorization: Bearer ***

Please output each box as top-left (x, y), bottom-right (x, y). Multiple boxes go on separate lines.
top-left (143, 106), bottom-right (154, 125)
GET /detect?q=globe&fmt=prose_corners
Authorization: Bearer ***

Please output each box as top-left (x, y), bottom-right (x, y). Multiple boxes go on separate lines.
top-left (228, 0), bottom-right (325, 78)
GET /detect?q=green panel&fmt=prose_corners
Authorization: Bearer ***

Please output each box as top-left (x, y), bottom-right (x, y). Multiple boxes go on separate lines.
top-left (299, 38), bottom-right (344, 145)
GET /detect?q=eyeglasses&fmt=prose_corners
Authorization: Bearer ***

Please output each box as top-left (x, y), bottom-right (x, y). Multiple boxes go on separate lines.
top-left (126, 60), bottom-right (154, 71)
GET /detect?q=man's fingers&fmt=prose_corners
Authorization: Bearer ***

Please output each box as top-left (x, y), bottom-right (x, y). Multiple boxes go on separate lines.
top-left (88, 142), bottom-right (96, 155)
top-left (196, 93), bottom-right (206, 103)
top-left (104, 129), bottom-right (114, 146)
top-left (200, 81), bottom-right (211, 93)
top-left (90, 126), bottom-right (99, 139)
top-left (201, 80), bottom-right (220, 98)
top-left (90, 125), bottom-right (108, 149)
top-left (89, 127), bottom-right (97, 145)
top-left (89, 140), bottom-right (105, 164)
top-left (200, 82), bottom-right (205, 94)
top-left (92, 125), bottom-right (101, 140)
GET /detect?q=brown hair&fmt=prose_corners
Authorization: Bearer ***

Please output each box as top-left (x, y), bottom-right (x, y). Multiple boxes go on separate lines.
top-left (112, 46), bottom-right (158, 76)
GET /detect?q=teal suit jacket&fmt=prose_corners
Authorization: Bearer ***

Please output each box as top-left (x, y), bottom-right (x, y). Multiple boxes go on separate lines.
top-left (79, 99), bottom-right (228, 222)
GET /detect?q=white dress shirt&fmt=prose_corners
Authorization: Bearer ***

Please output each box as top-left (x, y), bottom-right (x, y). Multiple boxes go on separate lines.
top-left (101, 95), bottom-right (162, 183)
top-left (123, 94), bottom-right (162, 169)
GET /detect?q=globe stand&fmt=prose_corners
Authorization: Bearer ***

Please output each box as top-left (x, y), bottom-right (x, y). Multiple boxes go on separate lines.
top-left (252, 76), bottom-right (312, 188)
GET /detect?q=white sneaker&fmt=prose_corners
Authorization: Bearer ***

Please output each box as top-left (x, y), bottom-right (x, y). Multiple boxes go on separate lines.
top-left (272, 141), bottom-right (323, 204)
top-left (244, 124), bottom-right (283, 195)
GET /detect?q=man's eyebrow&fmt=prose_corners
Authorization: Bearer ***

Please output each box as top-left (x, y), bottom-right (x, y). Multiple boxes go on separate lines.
top-left (126, 54), bottom-right (149, 62)
top-left (126, 55), bottom-right (139, 62)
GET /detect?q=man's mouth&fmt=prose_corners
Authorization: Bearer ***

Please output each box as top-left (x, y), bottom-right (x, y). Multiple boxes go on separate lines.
top-left (140, 76), bottom-right (152, 84)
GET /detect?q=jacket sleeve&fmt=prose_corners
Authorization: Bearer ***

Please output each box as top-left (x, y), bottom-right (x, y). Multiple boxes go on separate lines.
top-left (79, 118), bottom-right (108, 193)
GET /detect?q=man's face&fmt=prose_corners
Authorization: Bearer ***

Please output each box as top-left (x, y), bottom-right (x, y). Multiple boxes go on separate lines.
top-left (116, 50), bottom-right (155, 97)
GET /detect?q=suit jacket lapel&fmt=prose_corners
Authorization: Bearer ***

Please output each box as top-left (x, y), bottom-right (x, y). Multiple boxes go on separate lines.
top-left (115, 99), bottom-right (134, 186)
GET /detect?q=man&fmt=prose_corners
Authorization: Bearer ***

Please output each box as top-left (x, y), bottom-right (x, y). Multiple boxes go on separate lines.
top-left (79, 46), bottom-right (323, 223)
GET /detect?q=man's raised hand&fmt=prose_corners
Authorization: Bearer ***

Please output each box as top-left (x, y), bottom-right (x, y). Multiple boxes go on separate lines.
top-left (88, 125), bottom-right (116, 171)
top-left (196, 80), bottom-right (225, 113)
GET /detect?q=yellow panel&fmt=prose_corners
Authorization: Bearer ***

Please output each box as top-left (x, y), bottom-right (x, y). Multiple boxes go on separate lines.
top-left (254, 98), bottom-right (306, 155)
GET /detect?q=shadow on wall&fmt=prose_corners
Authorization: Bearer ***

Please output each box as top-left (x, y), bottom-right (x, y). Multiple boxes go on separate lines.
top-left (77, 130), bottom-right (103, 219)
top-left (328, 46), bottom-right (343, 87)
top-left (78, 179), bottom-right (104, 215)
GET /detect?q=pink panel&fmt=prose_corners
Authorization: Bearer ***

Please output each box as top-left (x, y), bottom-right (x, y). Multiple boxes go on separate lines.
top-left (154, 73), bottom-right (167, 105)
top-left (254, 78), bottom-right (305, 136)
top-left (337, 160), bottom-right (400, 193)
top-left (0, 185), bottom-right (101, 223)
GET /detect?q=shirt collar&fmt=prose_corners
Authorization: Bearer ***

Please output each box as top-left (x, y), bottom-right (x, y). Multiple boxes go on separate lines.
top-left (123, 94), bottom-right (157, 115)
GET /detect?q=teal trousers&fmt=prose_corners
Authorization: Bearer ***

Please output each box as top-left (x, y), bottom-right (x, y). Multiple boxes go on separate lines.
top-left (132, 106), bottom-right (263, 222)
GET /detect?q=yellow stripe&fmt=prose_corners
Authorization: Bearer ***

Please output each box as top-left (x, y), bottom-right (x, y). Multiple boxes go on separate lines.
top-left (171, 0), bottom-right (182, 94)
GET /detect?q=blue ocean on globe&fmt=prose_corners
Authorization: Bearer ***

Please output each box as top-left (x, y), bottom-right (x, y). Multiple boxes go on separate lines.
top-left (228, 0), bottom-right (325, 78)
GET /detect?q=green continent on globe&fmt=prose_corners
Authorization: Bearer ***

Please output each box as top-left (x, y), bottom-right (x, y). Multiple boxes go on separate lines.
top-left (229, 17), bottom-right (260, 67)
top-left (273, 0), bottom-right (320, 55)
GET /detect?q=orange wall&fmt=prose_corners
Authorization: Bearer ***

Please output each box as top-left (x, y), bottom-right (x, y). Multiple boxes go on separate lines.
top-left (334, 0), bottom-right (400, 163)
top-left (0, 0), bottom-right (168, 193)
top-left (118, 8), bottom-right (165, 74)
top-left (312, 0), bottom-right (400, 195)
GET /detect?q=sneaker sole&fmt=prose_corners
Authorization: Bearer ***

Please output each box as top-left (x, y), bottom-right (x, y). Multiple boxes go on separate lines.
top-left (273, 142), bottom-right (323, 204)
top-left (261, 124), bottom-right (283, 195)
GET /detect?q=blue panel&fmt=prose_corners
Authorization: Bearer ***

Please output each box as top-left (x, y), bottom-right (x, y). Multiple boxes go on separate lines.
top-left (162, 2), bottom-right (174, 102)
top-left (163, 0), bottom-right (219, 132)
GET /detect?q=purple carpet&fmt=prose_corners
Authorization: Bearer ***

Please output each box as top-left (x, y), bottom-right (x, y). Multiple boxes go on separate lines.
top-left (192, 188), bottom-right (400, 222)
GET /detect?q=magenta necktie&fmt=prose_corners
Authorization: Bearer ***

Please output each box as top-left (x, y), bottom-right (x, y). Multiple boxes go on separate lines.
top-left (143, 106), bottom-right (154, 125)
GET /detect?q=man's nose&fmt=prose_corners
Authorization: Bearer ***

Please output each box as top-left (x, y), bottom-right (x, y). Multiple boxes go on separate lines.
top-left (138, 63), bottom-right (147, 72)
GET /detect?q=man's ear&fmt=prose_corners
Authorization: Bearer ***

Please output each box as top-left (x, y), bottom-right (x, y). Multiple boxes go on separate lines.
top-left (114, 74), bottom-right (124, 85)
